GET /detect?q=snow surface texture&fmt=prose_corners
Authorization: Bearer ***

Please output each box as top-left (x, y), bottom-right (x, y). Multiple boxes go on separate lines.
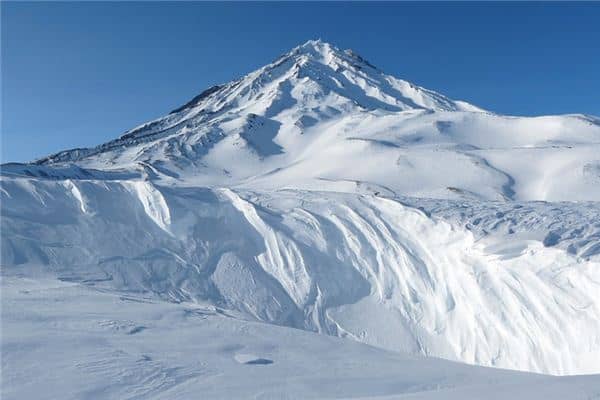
top-left (2, 40), bottom-right (600, 397)
top-left (2, 180), bottom-right (600, 376)
top-left (2, 277), bottom-right (600, 400)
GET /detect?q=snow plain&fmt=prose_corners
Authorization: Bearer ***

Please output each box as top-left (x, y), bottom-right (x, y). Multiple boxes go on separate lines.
top-left (2, 40), bottom-right (600, 398)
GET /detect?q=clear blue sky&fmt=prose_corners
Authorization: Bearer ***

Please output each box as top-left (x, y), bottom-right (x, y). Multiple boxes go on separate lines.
top-left (2, 2), bottom-right (599, 163)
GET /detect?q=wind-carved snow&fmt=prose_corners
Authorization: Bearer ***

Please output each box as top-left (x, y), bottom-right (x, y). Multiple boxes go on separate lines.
top-left (221, 188), bottom-right (312, 309)
top-left (2, 39), bottom-right (600, 388)
top-left (2, 179), bottom-right (599, 375)
top-left (126, 181), bottom-right (172, 235)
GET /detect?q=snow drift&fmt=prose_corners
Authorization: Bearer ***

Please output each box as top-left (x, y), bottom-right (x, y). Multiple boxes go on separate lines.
top-left (2, 177), bottom-right (599, 374)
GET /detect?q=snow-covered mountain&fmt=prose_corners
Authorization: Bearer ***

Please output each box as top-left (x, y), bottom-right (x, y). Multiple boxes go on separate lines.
top-left (13, 39), bottom-right (600, 201)
top-left (2, 40), bottom-right (600, 395)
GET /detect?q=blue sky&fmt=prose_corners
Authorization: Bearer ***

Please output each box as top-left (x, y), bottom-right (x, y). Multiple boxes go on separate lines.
top-left (2, 2), bottom-right (600, 163)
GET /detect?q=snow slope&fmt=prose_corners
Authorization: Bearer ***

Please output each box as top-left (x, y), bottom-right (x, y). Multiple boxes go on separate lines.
top-left (2, 39), bottom-right (600, 392)
top-left (2, 276), bottom-right (600, 400)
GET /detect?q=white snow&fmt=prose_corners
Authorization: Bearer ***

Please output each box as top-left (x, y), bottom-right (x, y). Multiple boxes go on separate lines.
top-left (2, 180), bottom-right (599, 375)
top-left (2, 39), bottom-right (600, 397)
top-left (2, 277), bottom-right (600, 400)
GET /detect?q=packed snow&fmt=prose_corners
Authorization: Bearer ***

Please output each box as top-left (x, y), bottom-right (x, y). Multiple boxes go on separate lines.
top-left (2, 40), bottom-right (600, 398)
top-left (3, 277), bottom-right (600, 400)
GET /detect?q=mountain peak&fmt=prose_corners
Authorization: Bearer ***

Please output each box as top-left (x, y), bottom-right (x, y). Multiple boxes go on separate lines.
top-left (296, 38), bottom-right (331, 53)
top-left (284, 39), bottom-right (378, 72)
top-left (298, 38), bottom-right (326, 49)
